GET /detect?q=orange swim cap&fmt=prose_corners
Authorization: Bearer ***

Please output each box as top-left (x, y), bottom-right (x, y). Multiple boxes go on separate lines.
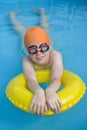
top-left (24, 26), bottom-right (50, 48)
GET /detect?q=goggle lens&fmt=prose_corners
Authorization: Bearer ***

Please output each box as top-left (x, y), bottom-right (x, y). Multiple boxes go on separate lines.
top-left (29, 48), bottom-right (37, 54)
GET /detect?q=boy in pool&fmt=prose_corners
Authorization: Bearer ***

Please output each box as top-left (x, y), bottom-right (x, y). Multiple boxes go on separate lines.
top-left (10, 9), bottom-right (63, 116)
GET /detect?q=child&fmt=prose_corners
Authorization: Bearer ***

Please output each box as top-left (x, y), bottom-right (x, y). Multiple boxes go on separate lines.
top-left (10, 9), bottom-right (63, 116)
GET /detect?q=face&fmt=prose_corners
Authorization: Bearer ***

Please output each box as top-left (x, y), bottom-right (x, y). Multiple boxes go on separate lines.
top-left (27, 42), bottom-right (50, 65)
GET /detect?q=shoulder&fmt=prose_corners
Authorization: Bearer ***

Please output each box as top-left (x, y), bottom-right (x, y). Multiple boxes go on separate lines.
top-left (50, 50), bottom-right (62, 57)
top-left (22, 56), bottom-right (29, 63)
top-left (49, 50), bottom-right (62, 64)
top-left (49, 51), bottom-right (63, 77)
top-left (22, 56), bottom-right (33, 67)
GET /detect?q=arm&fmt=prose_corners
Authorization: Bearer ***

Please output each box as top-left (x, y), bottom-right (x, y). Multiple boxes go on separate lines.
top-left (45, 51), bottom-right (63, 113)
top-left (39, 8), bottom-right (49, 34)
top-left (22, 57), bottom-right (47, 115)
top-left (10, 11), bottom-right (26, 37)
top-left (22, 57), bottom-right (41, 92)
top-left (47, 52), bottom-right (63, 91)
top-left (10, 11), bottom-right (28, 56)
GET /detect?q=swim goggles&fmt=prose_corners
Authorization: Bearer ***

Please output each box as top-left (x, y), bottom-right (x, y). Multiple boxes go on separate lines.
top-left (27, 43), bottom-right (49, 55)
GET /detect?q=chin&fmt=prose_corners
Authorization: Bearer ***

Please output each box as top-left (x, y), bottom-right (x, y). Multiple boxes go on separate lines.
top-left (36, 60), bottom-right (44, 65)
top-left (36, 59), bottom-right (46, 65)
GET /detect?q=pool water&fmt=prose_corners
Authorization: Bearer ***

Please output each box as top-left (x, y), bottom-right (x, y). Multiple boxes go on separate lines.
top-left (0, 0), bottom-right (87, 130)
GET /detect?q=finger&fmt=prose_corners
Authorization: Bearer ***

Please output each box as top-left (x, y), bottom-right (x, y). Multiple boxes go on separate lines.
top-left (56, 99), bottom-right (62, 112)
top-left (30, 102), bottom-right (34, 112)
top-left (46, 101), bottom-right (55, 112)
top-left (47, 101), bottom-right (55, 112)
top-left (46, 101), bottom-right (51, 110)
top-left (57, 99), bottom-right (62, 108)
top-left (55, 101), bottom-right (60, 113)
top-left (44, 103), bottom-right (48, 112)
top-left (46, 102), bottom-right (50, 110)
top-left (51, 101), bottom-right (58, 113)
top-left (34, 104), bottom-right (37, 113)
top-left (36, 104), bottom-right (40, 115)
top-left (40, 105), bottom-right (44, 116)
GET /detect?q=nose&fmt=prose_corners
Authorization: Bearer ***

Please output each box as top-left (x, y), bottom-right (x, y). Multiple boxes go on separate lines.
top-left (36, 50), bottom-right (42, 55)
top-left (36, 48), bottom-right (42, 55)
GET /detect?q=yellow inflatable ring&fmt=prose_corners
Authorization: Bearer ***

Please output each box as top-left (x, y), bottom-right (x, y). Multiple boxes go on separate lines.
top-left (6, 70), bottom-right (86, 115)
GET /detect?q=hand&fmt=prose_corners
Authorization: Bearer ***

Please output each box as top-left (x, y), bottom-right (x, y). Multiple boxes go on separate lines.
top-left (45, 88), bottom-right (62, 113)
top-left (30, 88), bottom-right (46, 116)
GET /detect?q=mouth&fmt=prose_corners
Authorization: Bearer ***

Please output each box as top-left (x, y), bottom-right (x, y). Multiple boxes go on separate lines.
top-left (36, 56), bottom-right (44, 61)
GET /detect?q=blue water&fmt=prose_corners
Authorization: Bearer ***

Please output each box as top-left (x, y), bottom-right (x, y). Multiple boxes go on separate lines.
top-left (0, 0), bottom-right (87, 130)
